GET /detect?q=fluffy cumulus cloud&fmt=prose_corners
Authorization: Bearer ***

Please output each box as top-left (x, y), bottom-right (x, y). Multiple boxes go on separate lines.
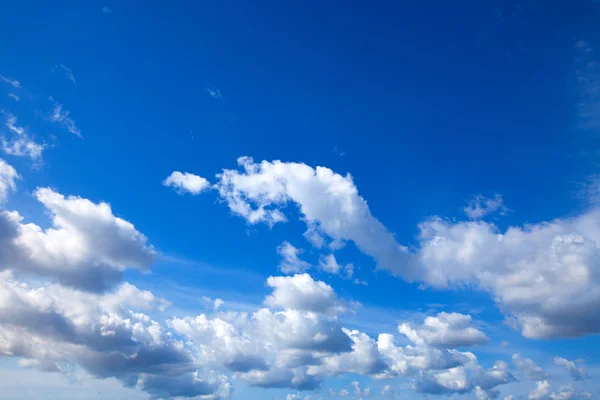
top-left (0, 272), bottom-right (230, 399)
top-left (529, 380), bottom-right (551, 400)
top-left (0, 158), bottom-right (19, 202)
top-left (264, 274), bottom-right (349, 316)
top-left (0, 188), bottom-right (155, 291)
top-left (163, 171), bottom-right (210, 195)
top-left (554, 357), bottom-right (585, 381)
top-left (0, 188), bottom-right (233, 399)
top-left (398, 312), bottom-right (489, 348)
top-left (414, 211), bottom-right (600, 339)
top-left (213, 157), bottom-right (600, 340)
top-left (214, 157), bottom-right (413, 276)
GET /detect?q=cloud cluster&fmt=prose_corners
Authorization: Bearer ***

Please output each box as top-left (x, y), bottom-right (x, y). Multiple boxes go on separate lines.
top-left (214, 157), bottom-right (600, 340)
top-left (0, 188), bottom-right (156, 291)
top-left (214, 157), bottom-right (413, 276)
top-left (0, 183), bottom-right (232, 399)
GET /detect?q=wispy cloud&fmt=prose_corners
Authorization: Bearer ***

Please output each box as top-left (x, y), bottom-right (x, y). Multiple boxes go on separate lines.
top-left (575, 40), bottom-right (600, 130)
top-left (206, 87), bottom-right (222, 99)
top-left (49, 100), bottom-right (82, 137)
top-left (2, 113), bottom-right (45, 161)
top-left (5, 113), bottom-right (25, 135)
top-left (2, 137), bottom-right (45, 161)
top-left (0, 75), bottom-right (20, 88)
top-left (54, 64), bottom-right (76, 84)
top-left (102, 5), bottom-right (112, 14)
top-left (7, 93), bottom-right (19, 102)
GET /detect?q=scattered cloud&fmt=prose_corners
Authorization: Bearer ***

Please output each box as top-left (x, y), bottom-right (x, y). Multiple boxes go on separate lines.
top-left (554, 357), bottom-right (585, 381)
top-left (207, 88), bottom-right (222, 99)
top-left (214, 157), bottom-right (600, 339)
top-left (54, 64), bottom-right (76, 83)
top-left (5, 113), bottom-right (25, 135)
top-left (7, 93), bottom-right (18, 101)
top-left (2, 136), bottom-right (44, 160)
top-left (0, 158), bottom-right (19, 202)
top-left (162, 171), bottom-right (210, 195)
top-left (318, 254), bottom-right (353, 279)
top-left (102, 5), bottom-right (112, 14)
top-left (463, 194), bottom-right (509, 220)
top-left (0, 75), bottom-right (20, 88)
top-left (513, 353), bottom-right (547, 380)
top-left (49, 101), bottom-right (81, 137)
top-left (398, 312), bottom-right (489, 348)
top-left (277, 241), bottom-right (312, 274)
top-left (2, 113), bottom-right (45, 161)
top-left (528, 380), bottom-right (551, 400)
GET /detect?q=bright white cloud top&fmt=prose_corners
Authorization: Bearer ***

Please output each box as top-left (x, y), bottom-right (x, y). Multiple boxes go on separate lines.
top-left (163, 171), bottom-right (211, 195)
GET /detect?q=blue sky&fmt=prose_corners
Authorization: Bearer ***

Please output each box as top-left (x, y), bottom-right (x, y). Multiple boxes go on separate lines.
top-left (0, 1), bottom-right (599, 399)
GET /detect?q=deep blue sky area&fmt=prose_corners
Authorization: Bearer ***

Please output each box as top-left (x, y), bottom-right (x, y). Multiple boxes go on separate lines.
top-left (1, 1), bottom-right (600, 399)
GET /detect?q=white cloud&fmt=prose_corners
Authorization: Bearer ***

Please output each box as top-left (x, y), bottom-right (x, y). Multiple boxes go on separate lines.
top-left (529, 381), bottom-right (551, 400)
top-left (308, 328), bottom-right (387, 377)
top-left (550, 385), bottom-right (575, 400)
top-left (214, 157), bottom-right (600, 340)
top-left (214, 298), bottom-right (225, 311)
top-left (350, 381), bottom-right (371, 397)
top-left (554, 357), bottom-right (585, 381)
top-left (512, 353), bottom-right (547, 380)
top-left (0, 188), bottom-right (155, 291)
top-left (2, 136), bottom-right (44, 160)
top-left (0, 75), bottom-right (20, 88)
top-left (398, 312), bottom-right (489, 348)
top-left (102, 5), bottom-right (112, 14)
top-left (475, 386), bottom-right (500, 400)
top-left (380, 384), bottom-right (394, 397)
top-left (163, 171), bottom-right (210, 195)
top-left (414, 211), bottom-right (600, 339)
top-left (318, 254), bottom-right (353, 279)
top-left (7, 93), bottom-right (19, 101)
top-left (54, 64), bottom-right (76, 84)
top-left (0, 273), bottom-right (230, 400)
top-left (1, 113), bottom-right (44, 160)
top-left (50, 101), bottom-right (81, 137)
top-left (215, 157), bottom-right (413, 276)
top-left (0, 158), bottom-right (19, 202)
top-left (206, 88), bottom-right (222, 99)
top-left (463, 194), bottom-right (509, 219)
top-left (264, 274), bottom-right (348, 315)
top-left (277, 241), bottom-right (311, 274)
top-left (5, 113), bottom-right (25, 135)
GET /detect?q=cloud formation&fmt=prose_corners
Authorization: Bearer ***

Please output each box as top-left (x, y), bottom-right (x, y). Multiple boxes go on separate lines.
top-left (0, 188), bottom-right (155, 291)
top-left (214, 157), bottom-right (600, 339)
top-left (50, 101), bottom-right (81, 137)
top-left (0, 158), bottom-right (19, 202)
top-left (463, 194), bottom-right (509, 220)
top-left (163, 171), bottom-right (210, 195)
